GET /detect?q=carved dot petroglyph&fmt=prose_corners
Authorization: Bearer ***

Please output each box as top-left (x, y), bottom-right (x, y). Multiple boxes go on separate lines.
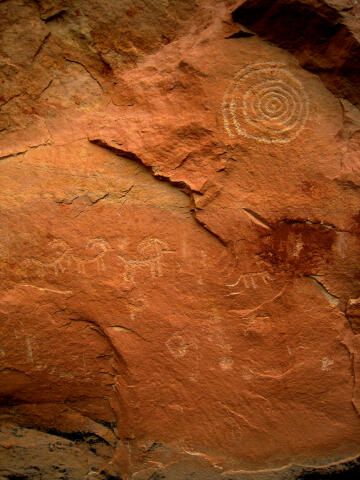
top-left (222, 63), bottom-right (309, 143)
top-left (219, 357), bottom-right (234, 371)
top-left (166, 333), bottom-right (190, 358)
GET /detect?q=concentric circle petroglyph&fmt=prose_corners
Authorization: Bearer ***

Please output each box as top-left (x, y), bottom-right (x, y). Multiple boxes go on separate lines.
top-left (222, 63), bottom-right (309, 143)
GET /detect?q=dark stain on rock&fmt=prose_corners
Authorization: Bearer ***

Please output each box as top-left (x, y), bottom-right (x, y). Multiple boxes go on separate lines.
top-left (231, 0), bottom-right (360, 106)
top-left (260, 219), bottom-right (336, 275)
top-left (350, 212), bottom-right (360, 236)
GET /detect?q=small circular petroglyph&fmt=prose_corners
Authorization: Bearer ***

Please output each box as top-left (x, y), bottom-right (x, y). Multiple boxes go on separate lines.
top-left (222, 63), bottom-right (309, 143)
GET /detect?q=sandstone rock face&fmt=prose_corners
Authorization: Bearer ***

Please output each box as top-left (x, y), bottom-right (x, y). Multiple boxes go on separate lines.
top-left (1, 0), bottom-right (360, 479)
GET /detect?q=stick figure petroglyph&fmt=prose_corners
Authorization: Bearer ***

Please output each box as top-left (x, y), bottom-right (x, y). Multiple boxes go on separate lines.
top-left (127, 294), bottom-right (148, 321)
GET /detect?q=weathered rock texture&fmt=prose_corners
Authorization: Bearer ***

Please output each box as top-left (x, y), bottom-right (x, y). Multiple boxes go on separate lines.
top-left (1, 0), bottom-right (360, 478)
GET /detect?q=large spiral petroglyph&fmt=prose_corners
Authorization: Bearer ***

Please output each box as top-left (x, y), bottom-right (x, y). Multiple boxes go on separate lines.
top-left (222, 63), bottom-right (309, 143)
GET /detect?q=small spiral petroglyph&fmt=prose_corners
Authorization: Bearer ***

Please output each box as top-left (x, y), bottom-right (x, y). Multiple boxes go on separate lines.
top-left (222, 63), bottom-right (309, 143)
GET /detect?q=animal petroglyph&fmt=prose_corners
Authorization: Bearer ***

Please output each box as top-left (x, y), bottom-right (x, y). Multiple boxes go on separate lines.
top-left (117, 238), bottom-right (170, 283)
top-left (227, 271), bottom-right (272, 292)
top-left (22, 239), bottom-right (71, 277)
top-left (222, 62), bottom-right (309, 143)
top-left (75, 238), bottom-right (110, 273)
top-left (22, 238), bottom-right (111, 277)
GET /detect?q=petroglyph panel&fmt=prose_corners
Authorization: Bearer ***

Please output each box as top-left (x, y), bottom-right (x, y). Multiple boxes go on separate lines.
top-left (18, 237), bottom-right (171, 285)
top-left (222, 63), bottom-right (309, 143)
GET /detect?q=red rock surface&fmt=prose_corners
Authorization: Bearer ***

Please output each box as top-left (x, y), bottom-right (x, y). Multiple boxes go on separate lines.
top-left (1, 0), bottom-right (360, 479)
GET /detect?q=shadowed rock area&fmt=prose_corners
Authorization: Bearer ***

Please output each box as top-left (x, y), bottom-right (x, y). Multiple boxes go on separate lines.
top-left (231, 0), bottom-right (360, 106)
top-left (1, 0), bottom-right (360, 479)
